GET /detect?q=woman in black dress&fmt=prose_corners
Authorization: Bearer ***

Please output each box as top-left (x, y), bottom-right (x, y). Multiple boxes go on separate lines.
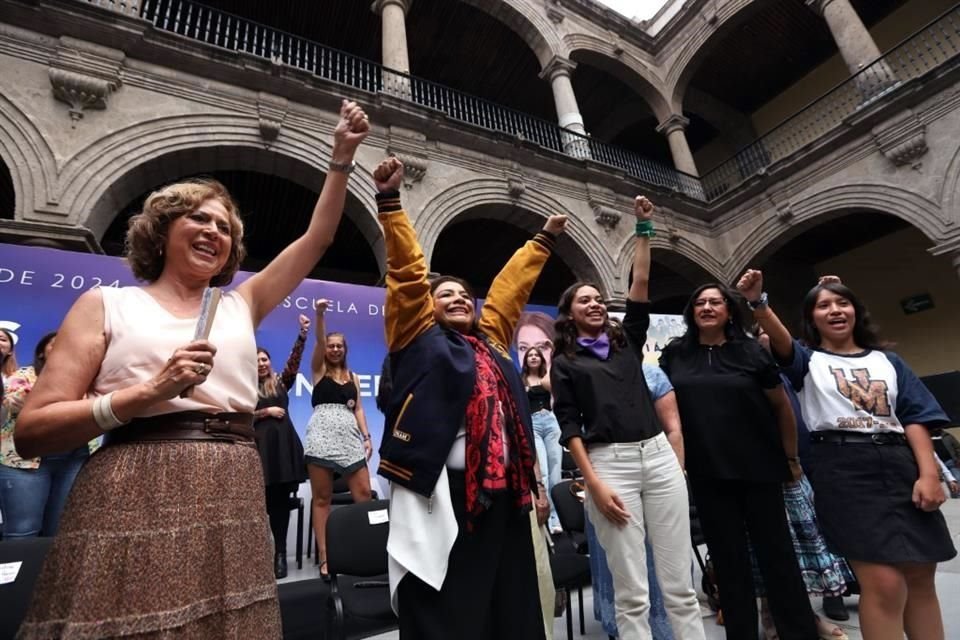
top-left (255, 314), bottom-right (310, 578)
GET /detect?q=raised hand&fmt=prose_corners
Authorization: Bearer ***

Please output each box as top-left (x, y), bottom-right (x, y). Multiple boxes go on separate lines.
top-left (315, 298), bottom-right (331, 316)
top-left (818, 275), bottom-right (842, 286)
top-left (298, 314), bottom-right (311, 333)
top-left (151, 340), bottom-right (217, 400)
top-left (373, 157), bottom-right (404, 193)
top-left (634, 195), bottom-right (654, 221)
top-left (332, 99), bottom-right (369, 161)
top-left (736, 269), bottom-right (764, 303)
top-left (543, 214), bottom-right (568, 236)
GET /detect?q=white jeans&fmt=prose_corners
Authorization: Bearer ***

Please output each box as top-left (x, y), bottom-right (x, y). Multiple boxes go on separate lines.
top-left (586, 433), bottom-right (705, 640)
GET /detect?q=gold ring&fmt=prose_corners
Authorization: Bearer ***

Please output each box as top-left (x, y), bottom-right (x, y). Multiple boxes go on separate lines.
top-left (195, 364), bottom-right (206, 375)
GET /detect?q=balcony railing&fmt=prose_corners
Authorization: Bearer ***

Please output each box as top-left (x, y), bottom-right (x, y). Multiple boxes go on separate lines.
top-left (700, 3), bottom-right (960, 200)
top-left (79, 0), bottom-right (960, 205)
top-left (82, 0), bottom-right (704, 199)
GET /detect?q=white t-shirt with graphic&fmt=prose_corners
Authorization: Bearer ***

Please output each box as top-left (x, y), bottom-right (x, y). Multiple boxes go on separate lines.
top-left (781, 340), bottom-right (947, 434)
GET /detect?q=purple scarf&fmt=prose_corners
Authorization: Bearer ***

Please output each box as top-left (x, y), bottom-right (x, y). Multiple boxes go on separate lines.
top-left (577, 334), bottom-right (610, 360)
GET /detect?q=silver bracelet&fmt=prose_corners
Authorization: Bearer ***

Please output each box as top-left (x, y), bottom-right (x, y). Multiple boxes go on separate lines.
top-left (92, 392), bottom-right (125, 432)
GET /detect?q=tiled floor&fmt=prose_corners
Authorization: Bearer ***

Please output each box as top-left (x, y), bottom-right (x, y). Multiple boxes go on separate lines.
top-left (283, 499), bottom-right (960, 639)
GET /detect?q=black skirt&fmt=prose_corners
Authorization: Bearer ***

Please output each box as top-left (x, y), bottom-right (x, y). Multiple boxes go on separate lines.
top-left (254, 391), bottom-right (307, 487)
top-left (807, 437), bottom-right (956, 565)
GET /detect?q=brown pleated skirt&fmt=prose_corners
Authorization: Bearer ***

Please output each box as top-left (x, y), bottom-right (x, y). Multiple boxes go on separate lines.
top-left (17, 440), bottom-right (281, 639)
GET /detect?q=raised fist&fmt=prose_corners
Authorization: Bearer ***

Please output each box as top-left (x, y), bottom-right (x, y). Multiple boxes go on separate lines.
top-left (736, 269), bottom-right (764, 303)
top-left (315, 298), bottom-right (331, 316)
top-left (373, 157), bottom-right (404, 193)
top-left (332, 99), bottom-right (369, 159)
top-left (298, 314), bottom-right (311, 332)
top-left (543, 214), bottom-right (568, 236)
top-left (818, 275), bottom-right (842, 286)
top-left (634, 196), bottom-right (654, 221)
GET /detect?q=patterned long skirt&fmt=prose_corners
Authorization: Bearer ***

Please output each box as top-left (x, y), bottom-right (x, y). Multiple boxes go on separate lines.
top-left (752, 474), bottom-right (854, 597)
top-left (17, 440), bottom-right (281, 639)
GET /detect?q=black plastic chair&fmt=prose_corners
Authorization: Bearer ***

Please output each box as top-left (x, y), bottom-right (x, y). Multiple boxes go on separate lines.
top-left (288, 491), bottom-right (305, 571)
top-left (325, 499), bottom-right (396, 640)
top-left (550, 480), bottom-right (593, 640)
top-left (308, 474), bottom-right (379, 564)
top-left (551, 479), bottom-right (588, 554)
top-left (0, 537), bottom-right (52, 640)
top-left (560, 449), bottom-right (580, 480)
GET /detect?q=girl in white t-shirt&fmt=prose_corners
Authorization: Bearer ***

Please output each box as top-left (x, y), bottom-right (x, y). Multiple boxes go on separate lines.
top-left (740, 270), bottom-right (955, 640)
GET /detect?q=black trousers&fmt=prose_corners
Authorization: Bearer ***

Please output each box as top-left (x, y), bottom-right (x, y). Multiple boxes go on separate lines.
top-left (397, 471), bottom-right (545, 640)
top-left (690, 476), bottom-right (817, 640)
top-left (265, 482), bottom-right (297, 553)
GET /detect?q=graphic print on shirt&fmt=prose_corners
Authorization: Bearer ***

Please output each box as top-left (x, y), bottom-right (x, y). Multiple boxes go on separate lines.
top-left (829, 366), bottom-right (892, 429)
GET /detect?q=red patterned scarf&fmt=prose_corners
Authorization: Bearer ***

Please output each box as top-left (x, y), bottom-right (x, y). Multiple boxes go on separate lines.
top-left (463, 335), bottom-right (535, 531)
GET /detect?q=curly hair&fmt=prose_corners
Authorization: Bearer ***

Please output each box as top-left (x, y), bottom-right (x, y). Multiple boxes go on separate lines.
top-left (553, 282), bottom-right (627, 358)
top-left (124, 178), bottom-right (246, 286)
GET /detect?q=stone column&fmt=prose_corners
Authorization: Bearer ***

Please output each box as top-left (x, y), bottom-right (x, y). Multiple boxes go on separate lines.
top-left (539, 56), bottom-right (590, 159)
top-left (372, 0), bottom-right (412, 97)
top-left (656, 114), bottom-right (699, 176)
top-left (807, 0), bottom-right (896, 98)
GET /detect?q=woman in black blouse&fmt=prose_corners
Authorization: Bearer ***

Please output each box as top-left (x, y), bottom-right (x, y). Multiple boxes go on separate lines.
top-left (658, 284), bottom-right (817, 640)
top-left (551, 197), bottom-right (704, 640)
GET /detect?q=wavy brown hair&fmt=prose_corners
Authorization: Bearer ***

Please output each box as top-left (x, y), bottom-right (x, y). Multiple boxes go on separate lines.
top-left (521, 346), bottom-right (548, 379)
top-left (125, 178), bottom-right (246, 286)
top-left (553, 282), bottom-right (627, 358)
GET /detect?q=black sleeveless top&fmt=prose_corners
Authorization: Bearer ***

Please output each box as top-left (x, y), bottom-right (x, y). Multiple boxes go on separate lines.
top-left (312, 375), bottom-right (358, 408)
top-left (527, 384), bottom-right (551, 413)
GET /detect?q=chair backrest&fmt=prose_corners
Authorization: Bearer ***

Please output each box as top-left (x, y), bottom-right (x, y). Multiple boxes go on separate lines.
top-left (325, 499), bottom-right (390, 577)
top-left (560, 450), bottom-right (580, 477)
top-left (551, 480), bottom-right (585, 534)
top-left (0, 537), bottom-right (53, 640)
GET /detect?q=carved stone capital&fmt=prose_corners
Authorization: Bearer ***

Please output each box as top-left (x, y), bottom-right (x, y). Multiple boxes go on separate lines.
top-left (591, 202), bottom-right (621, 230)
top-left (775, 201), bottom-right (794, 222)
top-left (610, 34), bottom-right (624, 57)
top-left (48, 38), bottom-right (123, 125)
top-left (257, 93), bottom-right (288, 144)
top-left (371, 0), bottom-right (412, 16)
top-left (655, 114), bottom-right (690, 136)
top-left (545, 0), bottom-right (564, 24)
top-left (393, 152), bottom-right (428, 188)
top-left (507, 177), bottom-right (526, 199)
top-left (538, 56), bottom-right (577, 82)
top-left (667, 227), bottom-right (682, 244)
top-left (871, 110), bottom-right (927, 167)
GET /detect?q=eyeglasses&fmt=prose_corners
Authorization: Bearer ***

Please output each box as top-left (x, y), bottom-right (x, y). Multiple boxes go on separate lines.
top-left (692, 298), bottom-right (726, 308)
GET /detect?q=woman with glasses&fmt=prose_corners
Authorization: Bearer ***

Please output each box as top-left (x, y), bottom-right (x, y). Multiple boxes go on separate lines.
top-left (658, 284), bottom-right (818, 640)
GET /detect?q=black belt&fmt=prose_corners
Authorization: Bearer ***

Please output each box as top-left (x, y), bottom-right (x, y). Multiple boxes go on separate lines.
top-left (810, 431), bottom-right (907, 446)
top-left (106, 411), bottom-right (255, 445)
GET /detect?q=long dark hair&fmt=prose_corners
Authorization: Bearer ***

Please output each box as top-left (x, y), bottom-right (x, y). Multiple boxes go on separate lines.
top-left (553, 282), bottom-right (627, 358)
top-left (800, 282), bottom-right (886, 350)
top-left (669, 283), bottom-right (750, 352)
top-left (521, 346), bottom-right (547, 379)
top-left (0, 328), bottom-right (16, 376)
top-left (256, 347), bottom-right (280, 399)
top-left (33, 332), bottom-right (57, 375)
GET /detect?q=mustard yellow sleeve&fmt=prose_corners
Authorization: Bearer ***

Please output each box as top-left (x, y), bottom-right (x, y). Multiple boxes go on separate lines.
top-left (479, 231), bottom-right (555, 351)
top-left (378, 192), bottom-right (435, 352)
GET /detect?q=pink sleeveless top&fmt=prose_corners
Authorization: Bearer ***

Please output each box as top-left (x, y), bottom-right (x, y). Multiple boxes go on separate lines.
top-left (92, 287), bottom-right (258, 417)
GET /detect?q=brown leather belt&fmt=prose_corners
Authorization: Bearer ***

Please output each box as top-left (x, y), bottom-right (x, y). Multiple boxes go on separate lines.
top-left (106, 411), bottom-right (255, 445)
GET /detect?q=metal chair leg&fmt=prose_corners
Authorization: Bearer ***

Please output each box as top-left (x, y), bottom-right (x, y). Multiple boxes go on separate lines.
top-left (565, 587), bottom-right (574, 640)
top-left (295, 500), bottom-right (304, 570)
top-left (578, 586), bottom-right (585, 635)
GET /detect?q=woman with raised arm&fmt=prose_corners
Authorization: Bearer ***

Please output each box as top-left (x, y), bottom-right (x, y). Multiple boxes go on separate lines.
top-left (374, 157), bottom-right (562, 640)
top-left (740, 269), bottom-right (955, 640)
top-left (521, 346), bottom-right (563, 533)
top-left (550, 197), bottom-right (704, 640)
top-left (254, 313), bottom-right (311, 579)
top-left (657, 277), bottom-right (817, 640)
top-left (13, 100), bottom-right (369, 639)
top-left (304, 297), bottom-right (372, 579)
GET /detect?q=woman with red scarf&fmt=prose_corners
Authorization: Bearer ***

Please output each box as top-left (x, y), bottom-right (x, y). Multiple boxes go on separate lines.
top-left (373, 157), bottom-right (563, 639)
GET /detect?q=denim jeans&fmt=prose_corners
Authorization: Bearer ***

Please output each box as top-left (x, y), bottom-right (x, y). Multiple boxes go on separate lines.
top-left (0, 447), bottom-right (88, 537)
top-left (531, 409), bottom-right (562, 531)
top-left (586, 433), bottom-right (705, 640)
